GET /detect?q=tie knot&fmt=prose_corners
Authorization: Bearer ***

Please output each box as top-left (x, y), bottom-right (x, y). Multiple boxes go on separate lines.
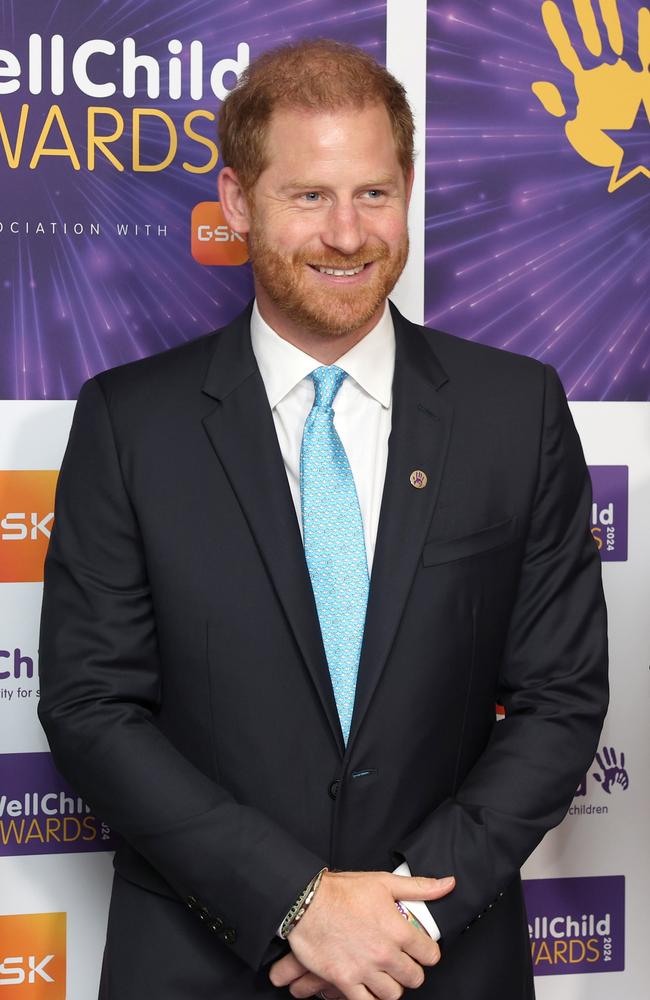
top-left (309, 365), bottom-right (348, 410)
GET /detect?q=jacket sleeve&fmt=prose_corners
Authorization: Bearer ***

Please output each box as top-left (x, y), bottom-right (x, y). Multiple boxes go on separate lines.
top-left (391, 363), bottom-right (609, 950)
top-left (38, 376), bottom-right (325, 972)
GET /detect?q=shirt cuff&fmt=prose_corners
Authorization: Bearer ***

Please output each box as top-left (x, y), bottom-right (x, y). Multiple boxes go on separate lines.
top-left (392, 860), bottom-right (441, 941)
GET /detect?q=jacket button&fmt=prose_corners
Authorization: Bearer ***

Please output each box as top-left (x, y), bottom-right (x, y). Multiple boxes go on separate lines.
top-left (223, 928), bottom-right (237, 945)
top-left (187, 896), bottom-right (199, 910)
top-left (328, 779), bottom-right (340, 799)
top-left (210, 917), bottom-right (224, 932)
top-left (199, 906), bottom-right (210, 921)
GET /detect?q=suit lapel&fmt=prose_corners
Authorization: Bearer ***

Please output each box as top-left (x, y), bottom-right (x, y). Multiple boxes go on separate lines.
top-left (344, 303), bottom-right (453, 757)
top-left (201, 304), bottom-right (346, 756)
top-left (200, 301), bottom-right (452, 762)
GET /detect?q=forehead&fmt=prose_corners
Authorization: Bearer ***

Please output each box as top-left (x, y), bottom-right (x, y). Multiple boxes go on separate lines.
top-left (261, 103), bottom-right (401, 177)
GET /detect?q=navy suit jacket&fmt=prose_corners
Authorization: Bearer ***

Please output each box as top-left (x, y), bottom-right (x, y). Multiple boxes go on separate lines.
top-left (38, 300), bottom-right (608, 999)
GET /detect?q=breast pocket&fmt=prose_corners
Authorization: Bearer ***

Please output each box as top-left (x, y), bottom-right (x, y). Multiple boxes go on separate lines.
top-left (422, 515), bottom-right (519, 567)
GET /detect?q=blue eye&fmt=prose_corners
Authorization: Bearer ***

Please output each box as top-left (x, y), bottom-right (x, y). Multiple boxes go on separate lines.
top-left (303, 192), bottom-right (320, 201)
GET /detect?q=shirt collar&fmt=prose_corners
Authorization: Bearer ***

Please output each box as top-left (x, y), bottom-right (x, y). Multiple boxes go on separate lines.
top-left (250, 298), bottom-right (395, 410)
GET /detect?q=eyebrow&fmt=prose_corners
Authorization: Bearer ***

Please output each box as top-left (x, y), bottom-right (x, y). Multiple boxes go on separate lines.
top-left (279, 175), bottom-right (399, 192)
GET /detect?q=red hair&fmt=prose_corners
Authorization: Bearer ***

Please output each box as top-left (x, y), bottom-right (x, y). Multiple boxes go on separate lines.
top-left (218, 39), bottom-right (415, 191)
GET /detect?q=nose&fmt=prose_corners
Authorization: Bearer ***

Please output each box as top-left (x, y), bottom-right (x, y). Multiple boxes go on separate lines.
top-left (321, 200), bottom-right (366, 256)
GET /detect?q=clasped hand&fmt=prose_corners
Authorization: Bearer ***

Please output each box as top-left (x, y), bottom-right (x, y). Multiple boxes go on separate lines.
top-left (269, 870), bottom-right (455, 1000)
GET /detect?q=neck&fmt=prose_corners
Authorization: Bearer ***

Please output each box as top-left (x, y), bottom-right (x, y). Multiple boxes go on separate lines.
top-left (254, 289), bottom-right (385, 364)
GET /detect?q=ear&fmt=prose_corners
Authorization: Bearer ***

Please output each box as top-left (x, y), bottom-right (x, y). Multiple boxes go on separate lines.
top-left (217, 167), bottom-right (252, 234)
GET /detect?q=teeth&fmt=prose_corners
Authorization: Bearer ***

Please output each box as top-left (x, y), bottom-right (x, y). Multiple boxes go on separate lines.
top-left (317, 265), bottom-right (365, 276)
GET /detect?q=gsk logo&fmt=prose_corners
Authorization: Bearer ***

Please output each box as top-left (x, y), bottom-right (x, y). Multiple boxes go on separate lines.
top-left (191, 202), bottom-right (249, 265)
top-left (0, 472), bottom-right (58, 583)
top-left (0, 912), bottom-right (65, 997)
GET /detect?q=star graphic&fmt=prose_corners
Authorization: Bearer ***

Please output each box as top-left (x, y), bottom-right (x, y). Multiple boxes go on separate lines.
top-left (604, 99), bottom-right (650, 192)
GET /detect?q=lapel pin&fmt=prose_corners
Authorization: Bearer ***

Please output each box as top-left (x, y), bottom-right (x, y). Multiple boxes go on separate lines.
top-left (410, 470), bottom-right (428, 489)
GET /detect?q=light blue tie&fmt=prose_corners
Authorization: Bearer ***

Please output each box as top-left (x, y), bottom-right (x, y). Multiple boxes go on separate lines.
top-left (300, 365), bottom-right (370, 746)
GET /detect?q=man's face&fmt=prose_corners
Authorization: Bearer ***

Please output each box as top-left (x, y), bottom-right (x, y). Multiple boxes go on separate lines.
top-left (245, 103), bottom-right (412, 339)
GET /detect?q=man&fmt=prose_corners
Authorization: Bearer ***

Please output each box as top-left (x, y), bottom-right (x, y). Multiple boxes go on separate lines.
top-left (38, 39), bottom-right (608, 1000)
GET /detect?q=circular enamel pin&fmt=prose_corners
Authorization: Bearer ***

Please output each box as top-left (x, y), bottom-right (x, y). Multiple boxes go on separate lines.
top-left (410, 470), bottom-right (428, 489)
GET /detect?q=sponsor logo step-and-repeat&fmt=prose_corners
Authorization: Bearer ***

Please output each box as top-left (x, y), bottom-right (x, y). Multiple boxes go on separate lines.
top-left (1, 2), bottom-right (648, 997)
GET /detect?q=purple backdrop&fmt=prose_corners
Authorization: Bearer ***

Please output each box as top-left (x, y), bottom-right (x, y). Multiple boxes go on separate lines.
top-left (0, 1), bottom-right (386, 399)
top-left (425, 0), bottom-right (650, 400)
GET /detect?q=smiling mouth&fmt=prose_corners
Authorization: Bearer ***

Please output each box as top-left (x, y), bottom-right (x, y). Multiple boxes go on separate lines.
top-left (308, 262), bottom-right (371, 276)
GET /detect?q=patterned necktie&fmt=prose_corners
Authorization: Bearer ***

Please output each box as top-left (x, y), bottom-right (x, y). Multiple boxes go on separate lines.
top-left (300, 365), bottom-right (370, 745)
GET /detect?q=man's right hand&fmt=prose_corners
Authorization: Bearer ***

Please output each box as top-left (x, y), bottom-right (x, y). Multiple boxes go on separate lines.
top-left (269, 871), bottom-right (455, 1000)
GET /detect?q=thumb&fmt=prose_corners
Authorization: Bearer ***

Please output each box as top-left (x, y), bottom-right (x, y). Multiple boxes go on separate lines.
top-left (389, 874), bottom-right (455, 901)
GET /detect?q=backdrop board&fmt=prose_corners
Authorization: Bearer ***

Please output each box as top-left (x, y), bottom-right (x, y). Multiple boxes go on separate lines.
top-left (423, 4), bottom-right (649, 995)
top-left (0, 1), bottom-right (648, 997)
top-left (424, 0), bottom-right (650, 402)
top-left (0, 0), bottom-right (386, 399)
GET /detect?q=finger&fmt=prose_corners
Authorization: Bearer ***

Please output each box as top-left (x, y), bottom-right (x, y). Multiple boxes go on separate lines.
top-left (531, 81), bottom-right (567, 117)
top-left (345, 986), bottom-right (380, 1000)
top-left (603, 747), bottom-right (612, 766)
top-left (620, 751), bottom-right (626, 768)
top-left (366, 969), bottom-right (405, 1000)
top-left (639, 7), bottom-right (650, 71)
top-left (380, 950), bottom-right (426, 991)
top-left (599, 0), bottom-right (624, 55)
top-left (388, 874), bottom-right (455, 901)
top-left (610, 747), bottom-right (618, 765)
top-left (574, 0), bottom-right (603, 56)
top-left (269, 952), bottom-right (307, 987)
top-left (542, 1), bottom-right (584, 74)
top-left (401, 927), bottom-right (441, 969)
top-left (595, 751), bottom-right (605, 770)
top-left (287, 972), bottom-right (336, 998)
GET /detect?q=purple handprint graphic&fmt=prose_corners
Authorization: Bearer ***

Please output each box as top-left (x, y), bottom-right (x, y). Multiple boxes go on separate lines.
top-left (592, 746), bottom-right (629, 795)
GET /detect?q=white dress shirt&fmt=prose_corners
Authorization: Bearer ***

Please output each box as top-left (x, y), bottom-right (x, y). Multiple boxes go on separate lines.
top-left (250, 299), bottom-right (440, 942)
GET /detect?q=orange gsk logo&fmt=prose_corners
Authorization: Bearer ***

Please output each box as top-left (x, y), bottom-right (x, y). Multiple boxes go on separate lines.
top-left (191, 201), bottom-right (249, 265)
top-left (0, 912), bottom-right (65, 997)
top-left (0, 472), bottom-right (58, 583)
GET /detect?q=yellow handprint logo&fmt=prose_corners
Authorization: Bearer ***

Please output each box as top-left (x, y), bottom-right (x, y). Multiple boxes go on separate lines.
top-left (533, 0), bottom-right (650, 191)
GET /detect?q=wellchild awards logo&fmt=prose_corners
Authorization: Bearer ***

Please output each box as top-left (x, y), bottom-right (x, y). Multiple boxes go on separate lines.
top-left (589, 466), bottom-right (628, 561)
top-left (524, 876), bottom-right (625, 975)
top-left (0, 644), bottom-right (38, 704)
top-left (0, 752), bottom-right (117, 856)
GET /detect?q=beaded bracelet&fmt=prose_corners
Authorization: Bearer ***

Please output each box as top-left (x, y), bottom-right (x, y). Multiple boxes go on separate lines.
top-left (279, 866), bottom-right (329, 939)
